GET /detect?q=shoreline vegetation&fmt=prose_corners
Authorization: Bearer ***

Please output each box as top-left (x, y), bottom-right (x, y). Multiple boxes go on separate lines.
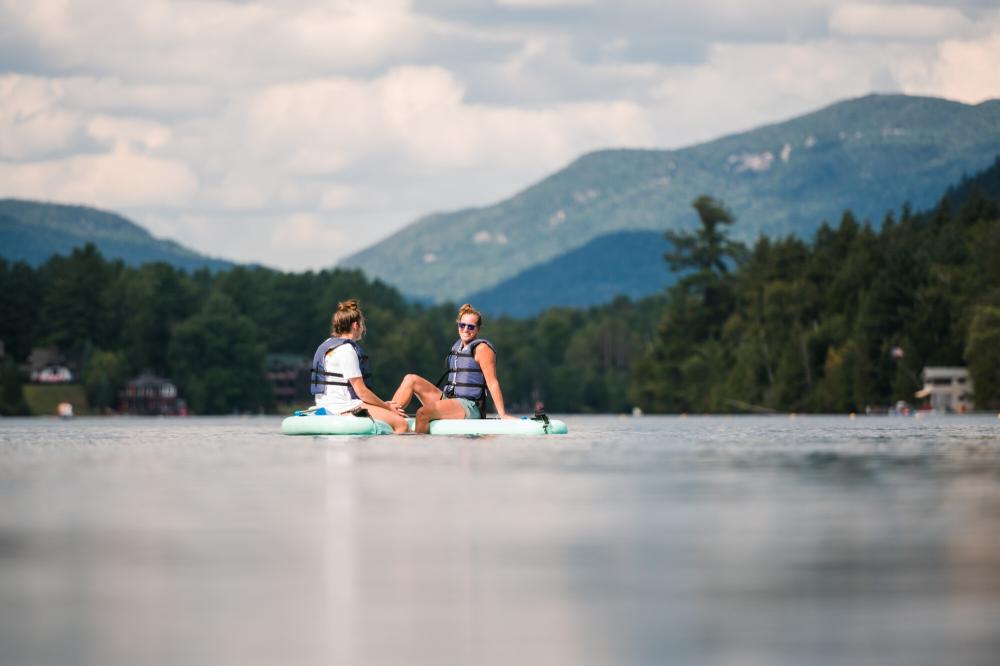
top-left (2, 158), bottom-right (999, 417)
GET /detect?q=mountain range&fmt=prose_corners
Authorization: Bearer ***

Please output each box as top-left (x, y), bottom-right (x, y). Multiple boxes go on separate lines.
top-left (340, 94), bottom-right (1000, 313)
top-left (0, 199), bottom-right (232, 272)
top-left (3, 94), bottom-right (999, 316)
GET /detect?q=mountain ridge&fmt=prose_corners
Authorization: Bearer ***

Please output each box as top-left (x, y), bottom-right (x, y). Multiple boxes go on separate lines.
top-left (340, 94), bottom-right (1000, 304)
top-left (0, 199), bottom-right (234, 272)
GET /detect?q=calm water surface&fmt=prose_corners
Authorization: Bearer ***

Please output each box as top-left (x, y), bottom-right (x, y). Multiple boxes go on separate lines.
top-left (2, 415), bottom-right (1000, 666)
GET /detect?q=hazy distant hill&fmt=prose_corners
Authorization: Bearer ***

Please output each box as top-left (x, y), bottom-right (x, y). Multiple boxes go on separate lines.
top-left (466, 230), bottom-right (674, 316)
top-left (0, 199), bottom-right (233, 271)
top-left (341, 94), bottom-right (1000, 305)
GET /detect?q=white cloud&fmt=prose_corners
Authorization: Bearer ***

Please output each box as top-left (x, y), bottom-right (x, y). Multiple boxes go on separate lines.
top-left (0, 75), bottom-right (82, 160)
top-left (198, 171), bottom-right (273, 212)
top-left (320, 186), bottom-right (357, 210)
top-left (139, 211), bottom-right (274, 265)
top-left (895, 20), bottom-right (1000, 103)
top-left (829, 3), bottom-right (972, 40)
top-left (646, 40), bottom-right (892, 148)
top-left (496, 0), bottom-right (596, 6)
top-left (0, 148), bottom-right (198, 208)
top-left (222, 65), bottom-right (652, 198)
top-left (87, 116), bottom-right (172, 151)
top-left (0, 0), bottom-right (433, 83)
top-left (62, 78), bottom-right (219, 118)
top-left (264, 212), bottom-right (353, 270)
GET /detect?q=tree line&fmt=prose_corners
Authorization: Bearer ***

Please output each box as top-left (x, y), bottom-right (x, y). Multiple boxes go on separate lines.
top-left (2, 159), bottom-right (999, 415)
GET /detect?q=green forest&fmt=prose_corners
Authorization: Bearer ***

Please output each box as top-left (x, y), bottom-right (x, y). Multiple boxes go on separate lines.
top-left (2, 158), bottom-right (999, 416)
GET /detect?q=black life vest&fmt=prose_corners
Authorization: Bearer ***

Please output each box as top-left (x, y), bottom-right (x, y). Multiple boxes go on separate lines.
top-left (309, 337), bottom-right (371, 399)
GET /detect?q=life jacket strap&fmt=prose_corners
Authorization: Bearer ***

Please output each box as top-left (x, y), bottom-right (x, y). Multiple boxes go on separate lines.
top-left (311, 368), bottom-right (371, 386)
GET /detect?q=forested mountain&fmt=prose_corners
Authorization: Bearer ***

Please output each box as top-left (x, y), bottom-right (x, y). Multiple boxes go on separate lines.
top-left (0, 199), bottom-right (233, 272)
top-left (341, 94), bottom-right (1000, 305)
top-left (466, 230), bottom-right (674, 316)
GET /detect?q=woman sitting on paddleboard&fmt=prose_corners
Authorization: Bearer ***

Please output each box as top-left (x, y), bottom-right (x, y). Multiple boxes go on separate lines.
top-left (392, 303), bottom-right (512, 433)
top-left (310, 299), bottom-right (408, 433)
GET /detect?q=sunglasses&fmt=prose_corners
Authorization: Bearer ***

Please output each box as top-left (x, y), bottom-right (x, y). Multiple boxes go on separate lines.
top-left (457, 322), bottom-right (478, 331)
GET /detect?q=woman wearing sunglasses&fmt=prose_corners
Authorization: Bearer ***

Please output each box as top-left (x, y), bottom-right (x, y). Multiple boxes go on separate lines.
top-left (391, 303), bottom-right (511, 433)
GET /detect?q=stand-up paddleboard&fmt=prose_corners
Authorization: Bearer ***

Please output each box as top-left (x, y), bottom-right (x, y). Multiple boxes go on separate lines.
top-left (281, 410), bottom-right (567, 436)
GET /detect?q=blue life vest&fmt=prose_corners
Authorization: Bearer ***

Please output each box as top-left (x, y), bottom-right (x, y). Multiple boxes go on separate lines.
top-left (442, 338), bottom-right (495, 415)
top-left (309, 337), bottom-right (371, 399)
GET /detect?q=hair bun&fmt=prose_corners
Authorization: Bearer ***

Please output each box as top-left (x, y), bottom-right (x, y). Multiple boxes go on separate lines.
top-left (338, 299), bottom-right (359, 312)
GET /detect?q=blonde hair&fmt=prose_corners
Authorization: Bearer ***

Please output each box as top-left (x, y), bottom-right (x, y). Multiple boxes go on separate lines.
top-left (456, 303), bottom-right (483, 327)
top-left (332, 299), bottom-right (364, 335)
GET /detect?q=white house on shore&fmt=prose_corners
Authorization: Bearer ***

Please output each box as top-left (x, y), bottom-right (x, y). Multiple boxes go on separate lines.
top-left (914, 367), bottom-right (974, 413)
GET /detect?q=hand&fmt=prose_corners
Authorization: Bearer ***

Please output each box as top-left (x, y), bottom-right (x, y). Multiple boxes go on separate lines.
top-left (386, 400), bottom-right (407, 416)
top-left (500, 414), bottom-right (517, 420)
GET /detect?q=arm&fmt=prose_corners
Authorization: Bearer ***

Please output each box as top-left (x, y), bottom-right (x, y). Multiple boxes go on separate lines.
top-left (350, 377), bottom-right (406, 416)
top-left (475, 344), bottom-right (512, 418)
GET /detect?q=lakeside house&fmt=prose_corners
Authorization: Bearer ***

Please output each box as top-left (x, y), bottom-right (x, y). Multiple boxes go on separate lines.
top-left (31, 365), bottom-right (74, 383)
top-left (120, 374), bottom-right (184, 415)
top-left (914, 367), bottom-right (974, 413)
top-left (26, 345), bottom-right (75, 383)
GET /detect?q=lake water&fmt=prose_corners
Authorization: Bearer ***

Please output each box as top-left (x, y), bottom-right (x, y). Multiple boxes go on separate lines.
top-left (2, 414), bottom-right (1000, 666)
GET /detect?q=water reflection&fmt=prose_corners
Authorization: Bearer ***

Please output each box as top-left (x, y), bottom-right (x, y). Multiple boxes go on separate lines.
top-left (1, 416), bottom-right (999, 665)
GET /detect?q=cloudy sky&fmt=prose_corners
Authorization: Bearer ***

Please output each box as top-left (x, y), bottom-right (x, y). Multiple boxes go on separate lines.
top-left (2, 1), bottom-right (999, 270)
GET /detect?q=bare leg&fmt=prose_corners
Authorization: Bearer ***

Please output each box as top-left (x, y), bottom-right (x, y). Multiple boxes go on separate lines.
top-left (391, 374), bottom-right (444, 411)
top-left (414, 399), bottom-right (467, 434)
top-left (357, 403), bottom-right (409, 434)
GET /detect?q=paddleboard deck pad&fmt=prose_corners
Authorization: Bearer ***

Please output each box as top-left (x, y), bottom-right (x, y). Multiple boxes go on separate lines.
top-left (281, 413), bottom-right (568, 436)
top-left (423, 417), bottom-right (567, 435)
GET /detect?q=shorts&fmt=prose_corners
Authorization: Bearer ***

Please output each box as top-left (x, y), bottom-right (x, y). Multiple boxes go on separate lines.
top-left (454, 397), bottom-right (481, 419)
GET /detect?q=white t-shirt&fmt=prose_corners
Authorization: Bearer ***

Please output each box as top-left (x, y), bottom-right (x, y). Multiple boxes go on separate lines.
top-left (315, 343), bottom-right (364, 415)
